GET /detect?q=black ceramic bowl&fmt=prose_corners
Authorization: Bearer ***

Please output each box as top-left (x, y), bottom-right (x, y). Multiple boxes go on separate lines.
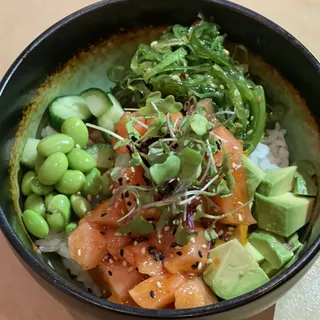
top-left (1, 1), bottom-right (320, 319)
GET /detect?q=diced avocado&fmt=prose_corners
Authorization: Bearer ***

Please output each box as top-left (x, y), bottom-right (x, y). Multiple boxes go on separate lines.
top-left (254, 192), bottom-right (314, 237)
top-left (285, 232), bottom-right (302, 253)
top-left (293, 160), bottom-right (317, 197)
top-left (260, 260), bottom-right (277, 277)
top-left (203, 239), bottom-right (269, 300)
top-left (242, 155), bottom-right (266, 197)
top-left (245, 241), bottom-right (265, 264)
top-left (257, 166), bottom-right (297, 197)
top-left (248, 229), bottom-right (293, 269)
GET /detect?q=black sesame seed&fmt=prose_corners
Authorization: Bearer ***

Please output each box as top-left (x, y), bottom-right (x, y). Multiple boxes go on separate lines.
top-left (120, 248), bottom-right (124, 257)
top-left (101, 212), bottom-right (107, 217)
top-left (135, 183), bottom-right (140, 186)
top-left (176, 251), bottom-right (182, 256)
top-left (100, 231), bottom-right (106, 235)
top-left (150, 290), bottom-right (156, 299)
top-left (108, 271), bottom-right (113, 276)
top-left (159, 253), bottom-right (165, 261)
top-left (124, 191), bottom-right (130, 198)
top-left (148, 246), bottom-right (156, 255)
top-left (46, 210), bottom-right (53, 215)
top-left (108, 157), bottom-right (113, 161)
top-left (70, 274), bottom-right (77, 280)
top-left (135, 267), bottom-right (139, 271)
top-left (170, 242), bottom-right (178, 248)
top-left (127, 201), bottom-right (132, 206)
top-left (191, 261), bottom-right (200, 270)
top-left (198, 250), bottom-right (203, 258)
top-left (121, 193), bottom-right (124, 199)
top-left (118, 177), bottom-right (124, 185)
top-left (146, 217), bottom-right (155, 222)
top-left (88, 288), bottom-right (93, 293)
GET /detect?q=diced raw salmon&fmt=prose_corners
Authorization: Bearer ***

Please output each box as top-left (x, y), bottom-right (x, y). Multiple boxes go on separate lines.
top-left (105, 227), bottom-right (132, 260)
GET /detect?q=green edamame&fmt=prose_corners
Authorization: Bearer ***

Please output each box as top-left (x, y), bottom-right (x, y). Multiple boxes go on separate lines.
top-left (30, 177), bottom-right (54, 195)
top-left (38, 152), bottom-right (68, 185)
top-left (70, 195), bottom-right (92, 219)
top-left (101, 171), bottom-right (113, 197)
top-left (24, 194), bottom-right (46, 218)
top-left (45, 192), bottom-right (57, 208)
top-left (81, 168), bottom-right (102, 196)
top-left (61, 118), bottom-right (89, 148)
top-left (55, 170), bottom-right (86, 195)
top-left (46, 194), bottom-right (71, 231)
top-left (37, 134), bottom-right (75, 157)
top-left (23, 209), bottom-right (49, 239)
top-left (34, 154), bottom-right (45, 173)
top-left (65, 222), bottom-right (78, 236)
top-left (21, 171), bottom-right (36, 196)
top-left (67, 148), bottom-right (96, 173)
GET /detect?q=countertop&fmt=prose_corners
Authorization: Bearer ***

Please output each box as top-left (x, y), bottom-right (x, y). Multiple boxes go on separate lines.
top-left (0, 1), bottom-right (319, 319)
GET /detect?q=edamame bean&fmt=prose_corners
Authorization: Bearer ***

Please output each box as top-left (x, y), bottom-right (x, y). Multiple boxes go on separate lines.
top-left (46, 194), bottom-right (71, 231)
top-left (55, 170), bottom-right (86, 195)
top-left (65, 222), bottom-right (78, 236)
top-left (101, 171), bottom-right (112, 197)
top-left (24, 194), bottom-right (46, 218)
top-left (67, 148), bottom-right (96, 173)
top-left (81, 168), bottom-right (102, 197)
top-left (45, 192), bottom-right (57, 208)
top-left (61, 118), bottom-right (89, 148)
top-left (38, 152), bottom-right (68, 185)
top-left (34, 154), bottom-right (45, 173)
top-left (70, 195), bottom-right (92, 219)
top-left (30, 177), bottom-right (54, 195)
top-left (37, 134), bottom-right (75, 157)
top-left (21, 171), bottom-right (35, 196)
top-left (23, 209), bottom-right (49, 238)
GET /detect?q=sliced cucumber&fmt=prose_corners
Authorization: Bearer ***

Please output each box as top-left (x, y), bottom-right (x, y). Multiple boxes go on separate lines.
top-left (85, 143), bottom-right (115, 171)
top-left (97, 113), bottom-right (114, 142)
top-left (81, 88), bottom-right (113, 118)
top-left (21, 138), bottom-right (40, 168)
top-left (48, 95), bottom-right (91, 131)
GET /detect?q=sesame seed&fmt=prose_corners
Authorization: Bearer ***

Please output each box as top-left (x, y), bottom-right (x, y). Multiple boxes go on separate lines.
top-left (228, 227), bottom-right (235, 231)
top-left (170, 242), bottom-right (178, 248)
top-left (122, 260), bottom-right (128, 267)
top-left (202, 244), bottom-right (207, 249)
top-left (147, 246), bottom-right (156, 255)
top-left (127, 201), bottom-right (132, 206)
top-left (150, 40), bottom-right (158, 47)
top-left (130, 167), bottom-right (135, 173)
top-left (75, 144), bottom-right (81, 148)
top-left (164, 226), bottom-right (170, 232)
top-left (219, 84), bottom-right (225, 90)
top-left (121, 209), bottom-right (125, 215)
top-left (77, 249), bottom-right (81, 256)
top-left (223, 49), bottom-right (230, 56)
top-left (114, 202), bottom-right (119, 209)
top-left (233, 146), bottom-right (239, 150)
top-left (108, 270), bottom-right (113, 276)
top-left (238, 214), bottom-right (243, 222)
top-left (100, 231), bottom-right (105, 235)
top-left (76, 191), bottom-right (81, 196)
top-left (87, 194), bottom-right (92, 201)
top-left (175, 245), bottom-right (182, 250)
top-left (218, 230), bottom-right (224, 236)
top-left (171, 75), bottom-right (180, 81)
top-left (133, 241), bottom-right (138, 246)
top-left (198, 262), bottom-right (203, 270)
top-left (176, 251), bottom-right (182, 256)
top-left (112, 189), bottom-right (116, 194)
top-left (109, 259), bottom-right (114, 264)
top-left (128, 267), bottom-right (134, 272)
top-left (156, 281), bottom-right (162, 289)
top-left (114, 232), bottom-right (122, 237)
top-left (149, 272), bottom-right (156, 276)
top-left (247, 129), bottom-right (253, 135)
top-left (120, 248), bottom-right (124, 257)
top-left (124, 191), bottom-right (130, 198)
top-left (226, 231), bottom-right (233, 235)
top-left (141, 247), bottom-right (146, 255)
top-left (198, 250), bottom-right (203, 258)
top-left (88, 288), bottom-right (93, 293)
top-left (190, 237), bottom-right (196, 244)
top-left (118, 177), bottom-right (123, 185)
top-left (206, 259), bottom-right (213, 265)
top-left (150, 290), bottom-right (156, 299)
top-left (109, 184), bottom-right (114, 191)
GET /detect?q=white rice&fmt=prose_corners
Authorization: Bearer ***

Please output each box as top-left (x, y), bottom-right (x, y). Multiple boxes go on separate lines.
top-left (36, 123), bottom-right (289, 297)
top-left (250, 122), bottom-right (289, 170)
top-left (41, 125), bottom-right (58, 138)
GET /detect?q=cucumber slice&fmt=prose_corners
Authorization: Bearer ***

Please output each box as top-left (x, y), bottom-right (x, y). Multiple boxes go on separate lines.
top-left (97, 113), bottom-right (114, 142)
top-left (48, 95), bottom-right (91, 131)
top-left (85, 143), bottom-right (115, 171)
top-left (81, 88), bottom-right (113, 118)
top-left (21, 138), bottom-right (40, 168)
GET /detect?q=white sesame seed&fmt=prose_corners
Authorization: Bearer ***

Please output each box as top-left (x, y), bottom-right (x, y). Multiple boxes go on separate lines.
top-left (122, 260), bottom-right (128, 267)
top-left (171, 75), bottom-right (180, 81)
top-left (238, 214), bottom-right (243, 222)
top-left (114, 232), bottom-right (122, 237)
top-left (233, 146), bottom-right (239, 150)
top-left (75, 144), bottom-right (81, 148)
top-left (109, 258), bottom-right (114, 264)
top-left (121, 209), bottom-right (125, 215)
top-left (218, 230), bottom-right (224, 236)
top-left (247, 129), bottom-right (253, 135)
top-left (232, 162), bottom-right (236, 169)
top-left (77, 249), bottom-right (81, 256)
top-left (190, 237), bottom-right (196, 244)
top-left (156, 281), bottom-right (162, 289)
top-left (228, 227), bottom-right (235, 231)
top-left (77, 191), bottom-right (81, 196)
top-left (115, 202), bottom-right (119, 209)
top-left (130, 166), bottom-right (135, 173)
top-left (112, 189), bottom-right (116, 194)
top-left (128, 267), bottom-right (134, 272)
top-left (223, 49), bottom-right (230, 56)
top-left (133, 241), bottom-right (138, 246)
top-left (197, 262), bottom-right (203, 270)
top-left (164, 226), bottom-right (170, 232)
top-left (175, 246), bottom-right (182, 250)
top-left (149, 272), bottom-right (156, 276)
top-left (219, 84), bottom-right (225, 90)
top-left (87, 194), bottom-right (92, 202)
top-left (206, 259), bottom-right (213, 265)
top-left (141, 247), bottom-right (146, 255)
top-left (202, 244), bottom-right (207, 249)
top-left (226, 231), bottom-right (233, 235)
top-left (150, 41), bottom-right (158, 47)
top-left (109, 184), bottom-right (114, 190)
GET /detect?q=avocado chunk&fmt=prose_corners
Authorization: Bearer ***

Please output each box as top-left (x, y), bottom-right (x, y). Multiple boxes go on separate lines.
top-left (242, 155), bottom-right (266, 197)
top-left (254, 192), bottom-right (314, 237)
top-left (257, 166), bottom-right (297, 197)
top-left (260, 260), bottom-right (277, 277)
top-left (285, 232), bottom-right (302, 253)
top-left (293, 160), bottom-right (317, 197)
top-left (248, 229), bottom-right (293, 269)
top-left (245, 241), bottom-right (265, 264)
top-left (203, 239), bottom-right (269, 300)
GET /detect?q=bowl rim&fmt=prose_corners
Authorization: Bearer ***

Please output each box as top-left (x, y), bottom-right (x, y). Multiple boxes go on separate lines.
top-left (1, 0), bottom-right (320, 318)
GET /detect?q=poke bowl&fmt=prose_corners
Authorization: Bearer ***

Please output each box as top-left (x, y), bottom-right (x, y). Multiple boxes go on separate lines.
top-left (1, 0), bottom-right (320, 319)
